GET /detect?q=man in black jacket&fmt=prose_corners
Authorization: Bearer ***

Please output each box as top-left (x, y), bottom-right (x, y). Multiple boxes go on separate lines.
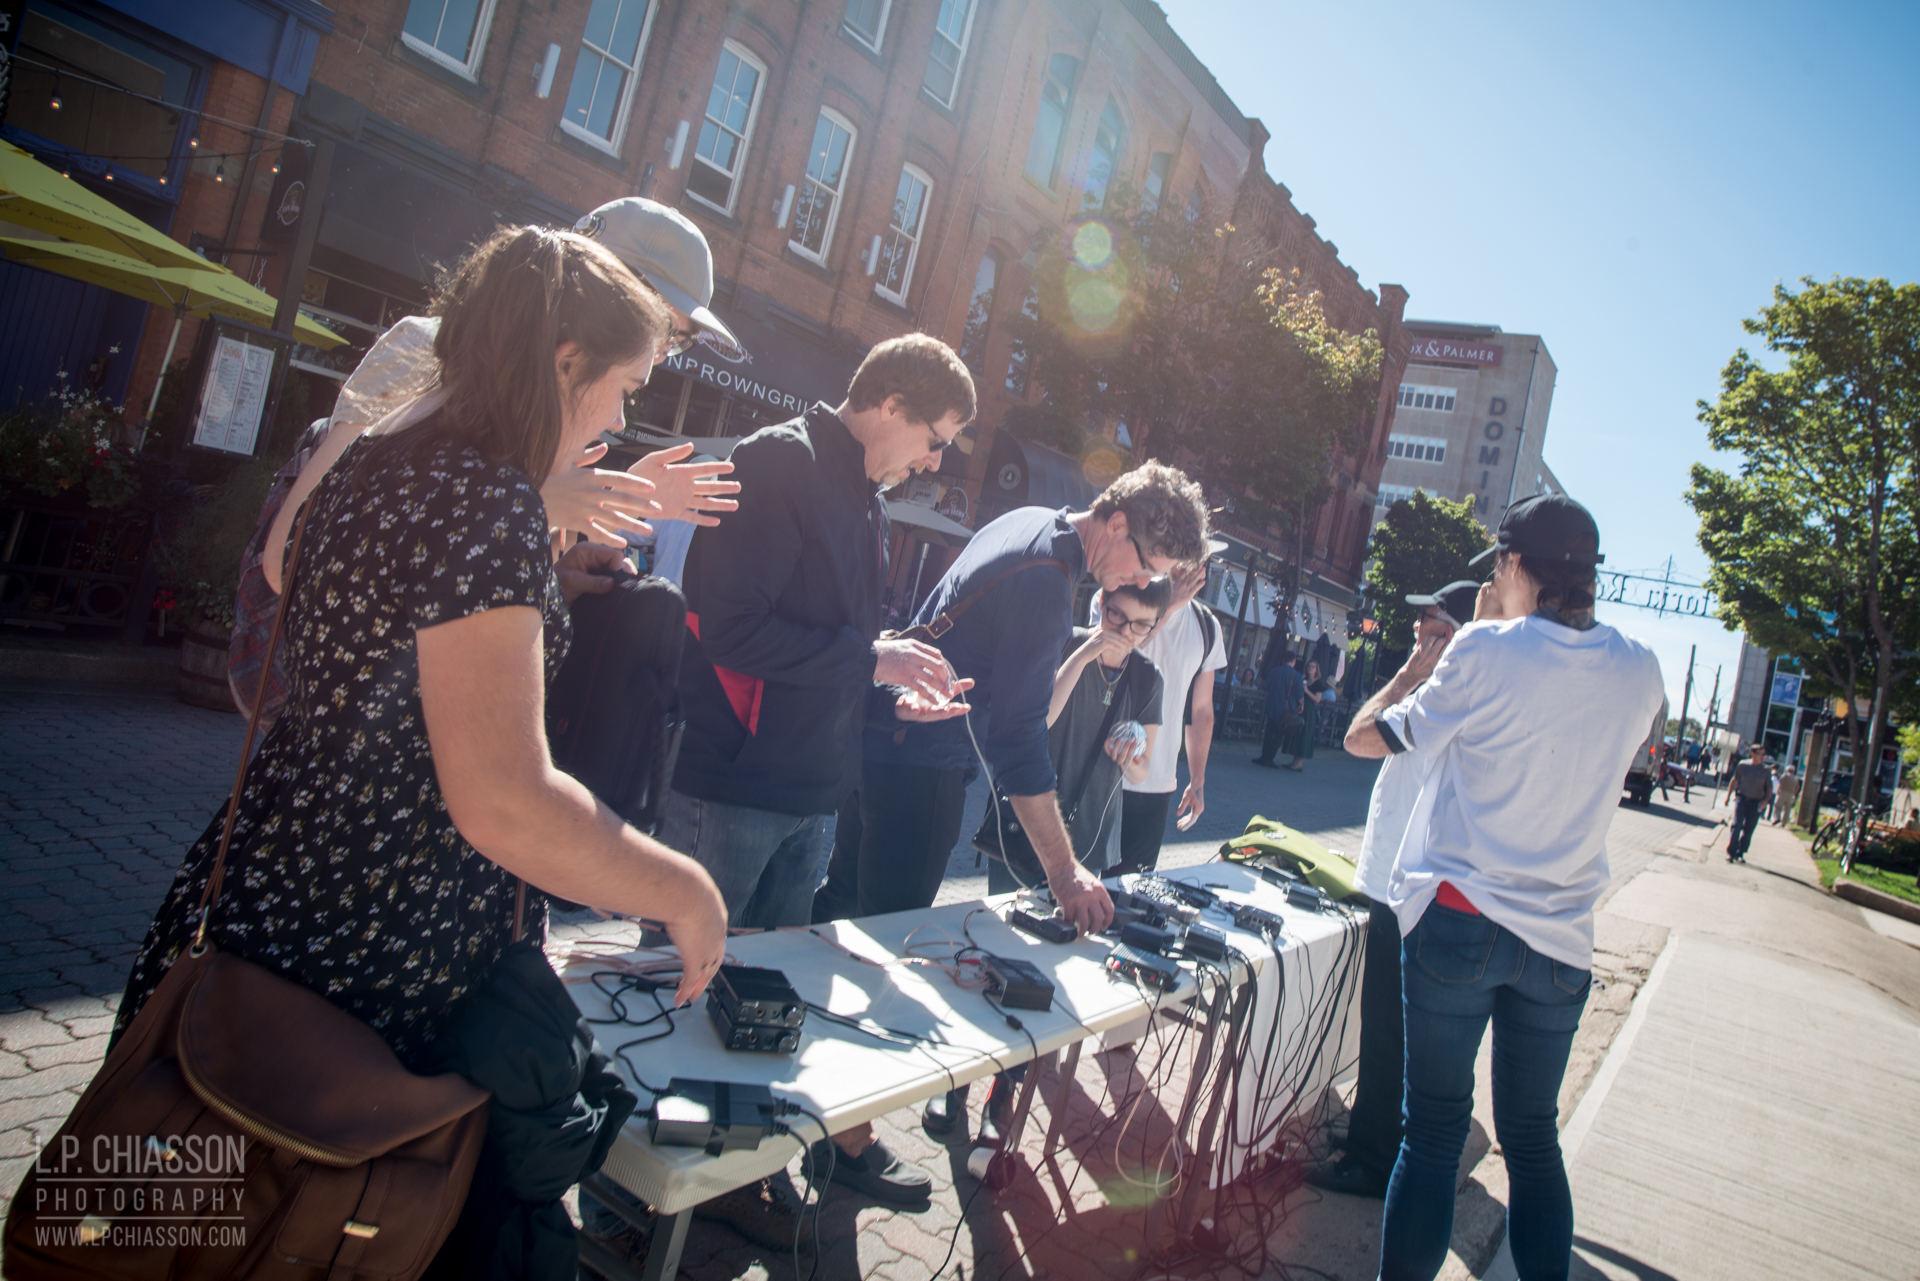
top-left (662, 334), bottom-right (975, 1212)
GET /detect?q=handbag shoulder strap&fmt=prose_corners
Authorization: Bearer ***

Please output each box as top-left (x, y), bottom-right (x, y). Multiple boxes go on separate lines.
top-left (192, 501), bottom-right (312, 954)
top-left (914, 557), bottom-right (1068, 641)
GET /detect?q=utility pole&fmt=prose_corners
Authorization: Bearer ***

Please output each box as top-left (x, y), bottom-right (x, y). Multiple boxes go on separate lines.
top-left (1676, 644), bottom-right (1696, 801)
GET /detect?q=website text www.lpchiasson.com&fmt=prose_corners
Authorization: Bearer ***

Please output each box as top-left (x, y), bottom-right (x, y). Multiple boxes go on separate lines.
top-left (27, 1134), bottom-right (250, 1248)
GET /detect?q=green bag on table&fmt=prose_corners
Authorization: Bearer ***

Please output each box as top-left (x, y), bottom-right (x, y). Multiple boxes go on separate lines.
top-left (1218, 814), bottom-right (1362, 902)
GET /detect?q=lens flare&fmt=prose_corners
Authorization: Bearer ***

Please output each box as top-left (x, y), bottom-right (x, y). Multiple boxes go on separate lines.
top-left (1069, 277), bottom-right (1123, 332)
top-left (1072, 220), bottom-right (1114, 269)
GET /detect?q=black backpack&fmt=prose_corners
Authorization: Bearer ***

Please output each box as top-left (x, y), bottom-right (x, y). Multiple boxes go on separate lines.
top-left (1183, 602), bottom-right (1220, 726)
top-left (546, 573), bottom-right (688, 837)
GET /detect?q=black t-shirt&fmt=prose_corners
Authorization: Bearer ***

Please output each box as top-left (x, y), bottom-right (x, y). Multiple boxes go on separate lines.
top-left (1047, 628), bottom-right (1163, 869)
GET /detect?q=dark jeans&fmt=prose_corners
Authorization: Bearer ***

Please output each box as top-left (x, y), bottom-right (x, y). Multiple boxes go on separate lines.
top-left (655, 791), bottom-right (826, 929)
top-left (812, 760), bottom-right (972, 922)
top-left (1729, 794), bottom-right (1763, 856)
top-left (1111, 789), bottom-right (1175, 878)
top-left (1380, 905), bottom-right (1591, 1281)
top-left (1254, 717), bottom-right (1287, 764)
top-left (1345, 895), bottom-right (1405, 1178)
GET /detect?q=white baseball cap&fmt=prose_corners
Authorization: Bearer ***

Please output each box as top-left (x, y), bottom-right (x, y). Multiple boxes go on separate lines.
top-left (574, 197), bottom-right (744, 359)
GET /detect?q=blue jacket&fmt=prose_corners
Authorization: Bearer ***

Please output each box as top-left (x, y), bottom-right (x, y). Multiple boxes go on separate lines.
top-left (1264, 663), bottom-right (1306, 721)
top-left (865, 507), bottom-right (1085, 796)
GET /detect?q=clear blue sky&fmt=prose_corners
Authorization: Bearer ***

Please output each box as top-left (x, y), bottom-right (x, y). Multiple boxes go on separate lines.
top-left (1163, 0), bottom-right (1920, 723)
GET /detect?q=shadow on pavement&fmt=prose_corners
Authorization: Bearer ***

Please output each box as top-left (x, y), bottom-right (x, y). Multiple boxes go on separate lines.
top-left (1571, 1233), bottom-right (1681, 1280)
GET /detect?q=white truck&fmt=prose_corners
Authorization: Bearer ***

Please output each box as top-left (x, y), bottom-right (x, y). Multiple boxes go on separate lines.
top-left (1623, 698), bottom-right (1670, 807)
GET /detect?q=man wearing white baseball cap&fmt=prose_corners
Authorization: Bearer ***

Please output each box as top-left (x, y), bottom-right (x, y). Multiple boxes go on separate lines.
top-left (1347, 494), bottom-right (1663, 1280)
top-left (254, 198), bottom-right (743, 598)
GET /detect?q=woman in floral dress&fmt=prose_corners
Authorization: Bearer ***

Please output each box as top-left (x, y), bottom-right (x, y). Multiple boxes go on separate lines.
top-left (115, 227), bottom-right (727, 1067)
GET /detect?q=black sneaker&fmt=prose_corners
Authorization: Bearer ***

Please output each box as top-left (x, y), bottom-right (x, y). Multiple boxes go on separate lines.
top-left (692, 1173), bottom-right (815, 1250)
top-left (923, 1086), bottom-right (968, 1136)
top-left (1304, 1153), bottom-right (1389, 1199)
top-left (814, 1136), bottom-right (932, 1205)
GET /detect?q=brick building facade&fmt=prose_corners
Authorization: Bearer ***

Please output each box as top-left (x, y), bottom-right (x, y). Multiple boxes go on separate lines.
top-left (4, 0), bottom-right (1406, 628)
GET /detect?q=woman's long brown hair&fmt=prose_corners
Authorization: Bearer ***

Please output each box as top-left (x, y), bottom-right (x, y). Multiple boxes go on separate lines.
top-left (356, 226), bottom-right (669, 487)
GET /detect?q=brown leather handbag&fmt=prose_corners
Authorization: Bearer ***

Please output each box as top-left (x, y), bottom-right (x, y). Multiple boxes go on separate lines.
top-left (4, 508), bottom-right (490, 1280)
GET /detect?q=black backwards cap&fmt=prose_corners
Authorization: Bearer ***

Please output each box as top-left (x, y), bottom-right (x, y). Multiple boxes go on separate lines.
top-left (1468, 493), bottom-right (1604, 568)
top-left (1404, 580), bottom-right (1482, 628)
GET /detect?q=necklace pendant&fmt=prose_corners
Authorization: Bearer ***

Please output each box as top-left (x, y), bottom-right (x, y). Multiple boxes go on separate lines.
top-left (1102, 690), bottom-right (1112, 706)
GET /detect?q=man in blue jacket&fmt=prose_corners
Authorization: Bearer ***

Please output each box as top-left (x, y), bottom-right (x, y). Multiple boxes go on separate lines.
top-left (814, 462), bottom-right (1212, 935)
top-left (1252, 653), bottom-right (1307, 767)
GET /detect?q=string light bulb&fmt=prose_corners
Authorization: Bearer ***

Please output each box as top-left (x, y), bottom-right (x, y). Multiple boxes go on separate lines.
top-left (188, 129), bottom-right (199, 148)
top-left (270, 156), bottom-right (280, 174)
top-left (214, 160), bottom-right (225, 182)
top-left (50, 75), bottom-right (62, 110)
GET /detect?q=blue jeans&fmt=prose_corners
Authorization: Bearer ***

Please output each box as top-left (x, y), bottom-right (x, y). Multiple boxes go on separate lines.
top-left (656, 791), bottom-right (826, 929)
top-left (1380, 904), bottom-right (1591, 1281)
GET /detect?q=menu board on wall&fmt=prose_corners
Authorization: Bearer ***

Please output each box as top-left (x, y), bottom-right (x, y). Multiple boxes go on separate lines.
top-left (189, 323), bottom-right (286, 457)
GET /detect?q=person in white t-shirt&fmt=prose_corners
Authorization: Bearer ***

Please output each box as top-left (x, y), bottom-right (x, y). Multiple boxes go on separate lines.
top-left (1307, 578), bottom-right (1480, 1200)
top-left (1090, 554), bottom-right (1229, 875)
top-left (1346, 494), bottom-right (1664, 1281)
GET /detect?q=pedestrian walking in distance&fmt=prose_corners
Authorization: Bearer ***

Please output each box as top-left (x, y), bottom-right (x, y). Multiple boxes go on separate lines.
top-left (1727, 743), bottom-right (1770, 862)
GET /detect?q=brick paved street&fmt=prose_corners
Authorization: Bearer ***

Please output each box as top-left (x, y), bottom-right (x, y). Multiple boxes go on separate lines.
top-left (0, 683), bottom-right (1720, 1278)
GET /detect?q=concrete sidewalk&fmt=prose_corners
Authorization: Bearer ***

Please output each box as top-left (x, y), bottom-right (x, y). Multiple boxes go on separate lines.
top-left (1474, 808), bottom-right (1920, 1280)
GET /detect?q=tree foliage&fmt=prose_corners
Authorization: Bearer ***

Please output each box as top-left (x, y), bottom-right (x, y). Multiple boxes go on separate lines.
top-left (1007, 185), bottom-right (1383, 546)
top-left (1362, 491), bottom-right (1491, 647)
top-left (1688, 276), bottom-right (1919, 798)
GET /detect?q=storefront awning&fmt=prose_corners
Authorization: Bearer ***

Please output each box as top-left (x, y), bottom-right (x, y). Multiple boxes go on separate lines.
top-left (658, 309), bottom-right (862, 423)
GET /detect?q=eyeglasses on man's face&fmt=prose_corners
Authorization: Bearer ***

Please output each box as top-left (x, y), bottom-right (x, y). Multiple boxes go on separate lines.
top-left (1103, 602), bottom-right (1158, 637)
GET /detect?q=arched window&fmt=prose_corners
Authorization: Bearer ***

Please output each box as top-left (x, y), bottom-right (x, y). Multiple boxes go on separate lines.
top-left (958, 253), bottom-right (999, 371)
top-left (876, 164), bottom-right (933, 304)
top-left (1023, 54), bottom-right (1079, 187)
top-left (790, 109), bottom-right (857, 262)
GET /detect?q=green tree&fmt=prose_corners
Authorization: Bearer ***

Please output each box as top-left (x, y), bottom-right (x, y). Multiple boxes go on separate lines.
top-left (1689, 277), bottom-right (1920, 801)
top-left (1008, 188), bottom-right (1382, 627)
top-left (1362, 491), bottom-right (1491, 647)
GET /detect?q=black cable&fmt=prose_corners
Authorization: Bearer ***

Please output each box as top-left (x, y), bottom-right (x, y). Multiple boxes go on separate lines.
top-left (585, 970), bottom-right (678, 1095)
top-left (785, 1104), bottom-right (832, 1281)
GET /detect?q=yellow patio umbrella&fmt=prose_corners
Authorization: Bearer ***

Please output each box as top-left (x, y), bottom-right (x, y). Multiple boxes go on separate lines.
top-left (0, 235), bottom-right (347, 417)
top-left (0, 142), bottom-right (217, 272)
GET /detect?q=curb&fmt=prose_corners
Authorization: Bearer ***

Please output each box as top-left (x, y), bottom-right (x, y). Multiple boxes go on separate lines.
top-left (1832, 879), bottom-right (1920, 928)
top-left (0, 643), bottom-right (177, 690)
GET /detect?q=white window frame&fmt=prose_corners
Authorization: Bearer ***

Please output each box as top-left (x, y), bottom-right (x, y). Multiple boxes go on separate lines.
top-left (874, 164), bottom-right (932, 306)
top-left (1081, 99), bottom-right (1124, 211)
top-left (1387, 433), bottom-right (1448, 464)
top-left (789, 108), bottom-right (857, 266)
top-left (843, 0), bottom-right (892, 52)
top-left (1396, 383), bottom-right (1458, 412)
top-left (686, 40), bottom-right (766, 217)
top-left (922, 0), bottom-right (977, 108)
top-left (400, 0), bottom-right (500, 79)
top-left (557, 0), bottom-right (659, 156)
top-left (1374, 483), bottom-right (1423, 510)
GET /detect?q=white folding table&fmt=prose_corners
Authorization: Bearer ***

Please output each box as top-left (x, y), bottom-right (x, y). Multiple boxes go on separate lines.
top-left (567, 864), bottom-right (1362, 1280)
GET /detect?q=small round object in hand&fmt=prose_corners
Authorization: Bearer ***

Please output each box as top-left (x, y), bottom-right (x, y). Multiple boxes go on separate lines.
top-left (1108, 720), bottom-right (1147, 759)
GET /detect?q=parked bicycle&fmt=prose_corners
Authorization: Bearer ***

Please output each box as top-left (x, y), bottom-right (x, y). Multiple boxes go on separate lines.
top-left (1811, 798), bottom-right (1873, 874)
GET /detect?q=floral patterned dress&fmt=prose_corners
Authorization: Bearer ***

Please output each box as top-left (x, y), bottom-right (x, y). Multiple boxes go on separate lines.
top-left (116, 436), bottom-right (569, 1069)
